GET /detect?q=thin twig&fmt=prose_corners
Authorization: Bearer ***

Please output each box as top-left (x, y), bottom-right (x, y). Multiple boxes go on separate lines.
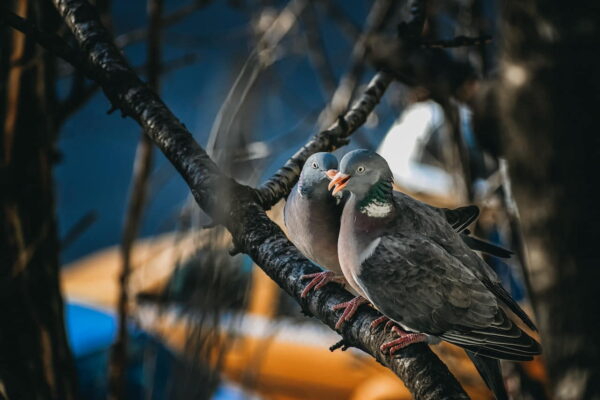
top-left (108, 0), bottom-right (163, 399)
top-left (320, 0), bottom-right (361, 41)
top-left (300, 1), bottom-right (337, 98)
top-left (317, 0), bottom-right (396, 129)
top-left (421, 34), bottom-right (492, 48)
top-left (114, 0), bottom-right (212, 48)
top-left (206, 0), bottom-right (307, 160)
top-left (60, 211), bottom-right (97, 250)
top-left (2, 0), bottom-right (27, 166)
top-left (0, 7), bottom-right (89, 76)
top-left (499, 159), bottom-right (536, 308)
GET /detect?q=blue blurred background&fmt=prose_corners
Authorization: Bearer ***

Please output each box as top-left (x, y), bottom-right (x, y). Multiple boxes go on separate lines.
top-left (56, 0), bottom-right (388, 265)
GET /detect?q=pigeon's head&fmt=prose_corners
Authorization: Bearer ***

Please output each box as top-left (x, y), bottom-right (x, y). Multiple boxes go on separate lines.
top-left (327, 149), bottom-right (393, 197)
top-left (298, 152), bottom-right (339, 196)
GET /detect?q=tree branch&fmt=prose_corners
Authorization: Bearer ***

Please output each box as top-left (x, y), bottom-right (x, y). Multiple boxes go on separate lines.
top-left (255, 71), bottom-right (393, 209)
top-left (0, 7), bottom-right (89, 75)
top-left (421, 35), bottom-right (492, 49)
top-left (5, 0), bottom-right (470, 398)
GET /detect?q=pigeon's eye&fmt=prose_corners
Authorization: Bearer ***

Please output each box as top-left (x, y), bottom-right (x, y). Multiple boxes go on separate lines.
top-left (356, 165), bottom-right (366, 174)
top-left (311, 162), bottom-right (319, 169)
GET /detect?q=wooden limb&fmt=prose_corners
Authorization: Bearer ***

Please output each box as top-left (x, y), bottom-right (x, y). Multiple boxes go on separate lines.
top-left (256, 72), bottom-right (393, 209)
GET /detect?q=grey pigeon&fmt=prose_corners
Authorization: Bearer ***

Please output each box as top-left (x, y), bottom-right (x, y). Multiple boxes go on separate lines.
top-left (286, 153), bottom-right (514, 328)
top-left (329, 149), bottom-right (541, 400)
top-left (284, 153), bottom-right (346, 298)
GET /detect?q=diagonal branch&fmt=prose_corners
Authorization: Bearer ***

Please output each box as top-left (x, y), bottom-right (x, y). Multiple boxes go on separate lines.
top-left (255, 71), bottom-right (393, 209)
top-left (4, 0), bottom-right (470, 398)
top-left (0, 7), bottom-right (88, 73)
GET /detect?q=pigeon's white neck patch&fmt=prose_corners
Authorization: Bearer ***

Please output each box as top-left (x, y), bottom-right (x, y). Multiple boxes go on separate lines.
top-left (360, 199), bottom-right (393, 218)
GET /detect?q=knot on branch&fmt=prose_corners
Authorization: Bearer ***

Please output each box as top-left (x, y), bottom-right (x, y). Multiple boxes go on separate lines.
top-left (329, 339), bottom-right (350, 352)
top-left (336, 115), bottom-right (349, 135)
top-left (315, 126), bottom-right (349, 151)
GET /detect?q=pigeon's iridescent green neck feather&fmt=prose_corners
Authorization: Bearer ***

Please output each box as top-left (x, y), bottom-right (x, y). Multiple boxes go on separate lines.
top-left (358, 178), bottom-right (393, 217)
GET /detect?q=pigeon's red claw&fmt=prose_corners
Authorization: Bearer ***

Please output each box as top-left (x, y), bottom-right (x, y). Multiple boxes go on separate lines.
top-left (380, 326), bottom-right (428, 355)
top-left (300, 271), bottom-right (345, 298)
top-left (331, 296), bottom-right (369, 330)
top-left (370, 315), bottom-right (391, 331)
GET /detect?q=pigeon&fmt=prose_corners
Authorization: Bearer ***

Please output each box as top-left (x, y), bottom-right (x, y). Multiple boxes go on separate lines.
top-left (286, 153), bottom-right (514, 327)
top-left (328, 149), bottom-right (541, 400)
top-left (284, 152), bottom-right (347, 298)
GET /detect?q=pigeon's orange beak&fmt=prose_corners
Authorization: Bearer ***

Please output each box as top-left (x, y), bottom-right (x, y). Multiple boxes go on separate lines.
top-left (326, 169), bottom-right (338, 179)
top-left (328, 171), bottom-right (351, 195)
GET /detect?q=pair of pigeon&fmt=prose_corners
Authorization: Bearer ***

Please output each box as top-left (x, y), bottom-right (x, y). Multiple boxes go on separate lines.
top-left (284, 150), bottom-right (541, 400)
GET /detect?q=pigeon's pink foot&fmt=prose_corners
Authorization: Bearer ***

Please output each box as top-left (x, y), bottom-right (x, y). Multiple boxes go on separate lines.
top-left (380, 326), bottom-right (427, 355)
top-left (331, 296), bottom-right (369, 329)
top-left (300, 271), bottom-right (345, 298)
top-left (370, 316), bottom-right (391, 331)
top-left (370, 316), bottom-right (401, 332)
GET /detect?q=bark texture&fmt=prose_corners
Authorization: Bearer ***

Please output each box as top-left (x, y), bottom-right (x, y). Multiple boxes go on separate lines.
top-left (0, 1), bottom-right (77, 399)
top-left (497, 2), bottom-right (600, 399)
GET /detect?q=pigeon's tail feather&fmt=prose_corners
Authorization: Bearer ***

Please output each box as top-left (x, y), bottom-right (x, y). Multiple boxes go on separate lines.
top-left (444, 205), bottom-right (479, 232)
top-left (483, 279), bottom-right (538, 331)
top-left (466, 351), bottom-right (508, 400)
top-left (444, 338), bottom-right (536, 361)
top-left (461, 235), bottom-right (513, 259)
top-left (442, 309), bottom-right (542, 362)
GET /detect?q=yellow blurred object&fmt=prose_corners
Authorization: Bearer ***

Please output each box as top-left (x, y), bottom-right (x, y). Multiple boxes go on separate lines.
top-left (136, 304), bottom-right (493, 400)
top-left (247, 266), bottom-right (279, 319)
top-left (349, 376), bottom-right (410, 400)
top-left (61, 229), bottom-right (232, 309)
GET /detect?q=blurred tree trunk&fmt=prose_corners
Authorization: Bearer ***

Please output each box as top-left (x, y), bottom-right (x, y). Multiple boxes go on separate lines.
top-left (498, 2), bottom-right (600, 399)
top-left (0, 1), bottom-right (77, 399)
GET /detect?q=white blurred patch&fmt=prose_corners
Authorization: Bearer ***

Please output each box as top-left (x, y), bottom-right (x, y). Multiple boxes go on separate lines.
top-left (505, 64), bottom-right (528, 87)
top-left (377, 101), bottom-right (455, 197)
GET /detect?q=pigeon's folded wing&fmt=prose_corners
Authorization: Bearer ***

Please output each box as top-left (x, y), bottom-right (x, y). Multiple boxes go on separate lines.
top-left (359, 234), bottom-right (540, 361)
top-left (442, 205), bottom-right (480, 232)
